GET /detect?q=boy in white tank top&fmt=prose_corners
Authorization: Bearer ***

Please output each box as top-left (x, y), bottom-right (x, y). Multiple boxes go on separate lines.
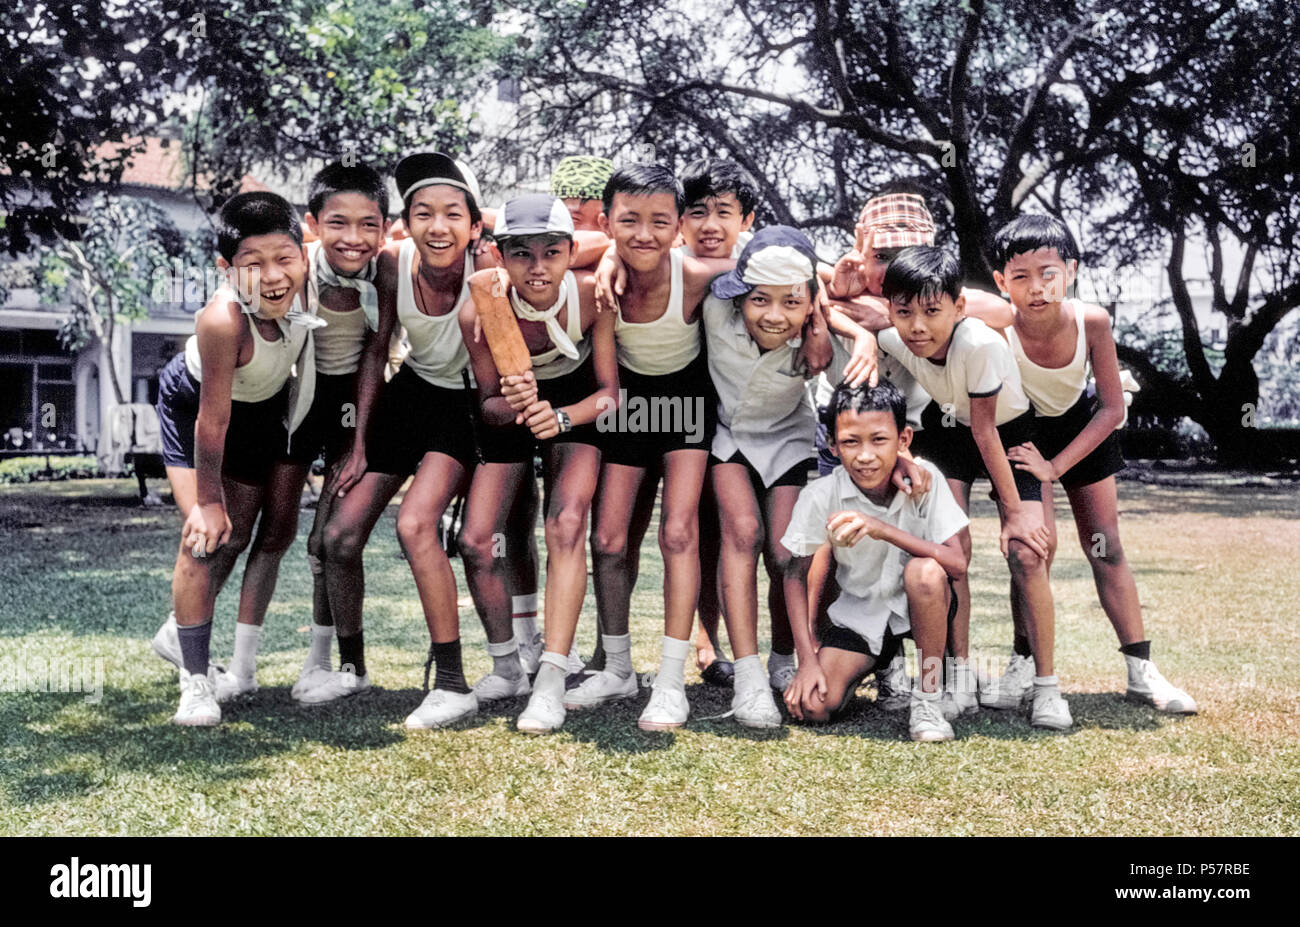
top-left (992, 215), bottom-right (1196, 714)
top-left (153, 192), bottom-right (310, 727)
top-left (205, 162), bottom-right (394, 707)
top-left (568, 165), bottom-right (736, 730)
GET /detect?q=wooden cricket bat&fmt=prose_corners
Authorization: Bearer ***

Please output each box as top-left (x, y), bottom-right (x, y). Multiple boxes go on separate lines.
top-left (469, 268), bottom-right (532, 377)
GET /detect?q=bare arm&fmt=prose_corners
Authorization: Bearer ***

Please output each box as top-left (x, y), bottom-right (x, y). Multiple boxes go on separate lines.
top-left (826, 511), bottom-right (967, 580)
top-left (961, 287), bottom-right (1014, 329)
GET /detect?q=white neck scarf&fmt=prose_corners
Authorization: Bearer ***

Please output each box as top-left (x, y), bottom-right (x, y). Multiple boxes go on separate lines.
top-left (312, 243), bottom-right (378, 331)
top-left (222, 285), bottom-right (322, 333)
top-left (510, 278), bottom-right (579, 360)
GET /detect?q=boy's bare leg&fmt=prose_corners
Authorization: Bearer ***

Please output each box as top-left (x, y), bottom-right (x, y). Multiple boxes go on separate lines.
top-left (1066, 477), bottom-right (1142, 643)
top-left (591, 465), bottom-right (660, 671)
top-left (236, 461), bottom-right (309, 628)
top-left (905, 557), bottom-right (952, 695)
top-left (759, 483), bottom-right (803, 688)
top-left (806, 544), bottom-right (833, 643)
top-left (694, 486), bottom-right (728, 671)
top-left (590, 462), bottom-right (648, 639)
top-left (397, 453), bottom-right (470, 643)
top-left (710, 462), bottom-right (782, 726)
top-left (503, 467), bottom-right (541, 668)
top-left (795, 647), bottom-right (874, 723)
top-left (1001, 499), bottom-right (1056, 678)
top-left (320, 470), bottom-right (406, 640)
top-left (946, 479), bottom-right (973, 662)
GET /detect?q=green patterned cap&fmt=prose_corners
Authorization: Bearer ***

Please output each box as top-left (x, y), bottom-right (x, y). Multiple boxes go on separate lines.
top-left (549, 155), bottom-right (615, 202)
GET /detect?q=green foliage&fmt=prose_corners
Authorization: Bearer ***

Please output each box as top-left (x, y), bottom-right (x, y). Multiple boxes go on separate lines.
top-left (0, 456), bottom-right (100, 484)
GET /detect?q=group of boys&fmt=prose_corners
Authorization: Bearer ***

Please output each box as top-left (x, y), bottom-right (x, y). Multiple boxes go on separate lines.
top-left (152, 147), bottom-right (1196, 743)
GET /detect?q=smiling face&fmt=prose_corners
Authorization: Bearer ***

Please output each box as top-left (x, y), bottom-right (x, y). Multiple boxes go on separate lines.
top-left (501, 234), bottom-right (575, 308)
top-left (218, 232), bottom-right (307, 319)
top-left (405, 184), bottom-right (480, 269)
top-left (888, 289), bottom-right (966, 362)
top-left (739, 282), bottom-right (813, 351)
top-left (994, 246), bottom-right (1077, 316)
top-left (600, 191), bottom-right (681, 272)
top-left (681, 193), bottom-right (753, 258)
top-left (306, 191), bottom-right (388, 275)
top-left (831, 408), bottom-right (911, 497)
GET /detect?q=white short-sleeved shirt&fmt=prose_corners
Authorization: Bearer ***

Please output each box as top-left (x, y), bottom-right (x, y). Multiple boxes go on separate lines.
top-left (703, 293), bottom-right (847, 487)
top-left (781, 459), bottom-right (969, 651)
top-left (878, 317), bottom-right (1029, 426)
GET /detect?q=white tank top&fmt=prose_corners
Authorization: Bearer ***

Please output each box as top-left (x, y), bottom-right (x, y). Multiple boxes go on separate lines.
top-left (396, 237), bottom-right (472, 389)
top-left (313, 301), bottom-right (367, 376)
top-left (184, 293), bottom-right (304, 403)
top-left (614, 249), bottom-right (700, 375)
top-left (529, 271), bottom-right (591, 381)
top-left (1005, 300), bottom-right (1089, 417)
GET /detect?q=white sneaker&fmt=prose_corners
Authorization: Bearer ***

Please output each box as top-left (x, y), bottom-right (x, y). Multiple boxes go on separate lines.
top-left (297, 670), bottom-right (370, 706)
top-left (291, 665), bottom-right (332, 701)
top-left (405, 688), bottom-right (478, 729)
top-left (768, 655), bottom-right (797, 692)
top-left (173, 669), bottom-right (221, 727)
top-left (1125, 656), bottom-right (1197, 714)
top-left (517, 689), bottom-right (566, 734)
top-left (519, 632), bottom-right (544, 676)
top-left (732, 685), bottom-right (782, 729)
top-left (941, 669), bottom-right (980, 720)
top-left (909, 694), bottom-right (954, 742)
top-left (562, 669), bottom-right (639, 710)
top-left (1031, 686), bottom-right (1073, 731)
top-left (213, 669), bottom-right (257, 703)
top-left (472, 671), bottom-right (530, 702)
top-left (979, 654), bottom-right (1035, 710)
top-left (638, 686), bottom-right (690, 731)
top-left (875, 653), bottom-right (912, 711)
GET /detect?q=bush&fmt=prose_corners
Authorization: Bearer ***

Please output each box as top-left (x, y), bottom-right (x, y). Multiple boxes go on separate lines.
top-left (0, 456), bottom-right (101, 484)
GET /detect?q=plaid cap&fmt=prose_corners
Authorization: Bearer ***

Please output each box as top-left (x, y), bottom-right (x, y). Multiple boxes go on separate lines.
top-left (857, 193), bottom-right (936, 250)
top-left (549, 155), bottom-right (615, 202)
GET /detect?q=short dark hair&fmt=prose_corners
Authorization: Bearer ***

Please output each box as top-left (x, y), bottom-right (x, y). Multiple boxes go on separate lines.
top-left (881, 245), bottom-right (961, 305)
top-left (216, 192), bottom-right (302, 262)
top-left (820, 379), bottom-right (907, 438)
top-left (307, 161), bottom-right (390, 219)
top-left (991, 214), bottom-right (1080, 267)
top-left (602, 163), bottom-right (685, 216)
top-left (681, 158), bottom-right (760, 216)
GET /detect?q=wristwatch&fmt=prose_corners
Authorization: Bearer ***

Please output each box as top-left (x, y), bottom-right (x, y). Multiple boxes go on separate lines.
top-left (555, 408), bottom-right (573, 433)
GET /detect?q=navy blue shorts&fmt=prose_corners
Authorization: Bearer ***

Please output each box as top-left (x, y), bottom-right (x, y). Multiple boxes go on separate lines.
top-left (285, 371), bottom-right (356, 468)
top-left (478, 354), bottom-right (605, 465)
top-left (601, 352), bottom-right (716, 467)
top-left (908, 403), bottom-right (1042, 503)
top-left (365, 365), bottom-right (479, 476)
top-left (156, 352), bottom-right (289, 486)
top-left (1032, 393), bottom-right (1126, 490)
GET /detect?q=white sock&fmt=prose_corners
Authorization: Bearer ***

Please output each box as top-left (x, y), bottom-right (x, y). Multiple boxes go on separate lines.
top-left (487, 637), bottom-right (523, 680)
top-left (912, 680), bottom-right (941, 700)
top-left (1033, 675), bottom-right (1059, 692)
top-left (953, 660), bottom-right (976, 695)
top-left (655, 636), bottom-right (690, 693)
top-left (534, 651), bottom-right (568, 699)
top-left (604, 633), bottom-right (633, 679)
top-left (231, 623), bottom-right (262, 680)
top-left (733, 654), bottom-right (765, 692)
top-left (305, 624), bottom-right (333, 672)
top-left (768, 650), bottom-right (795, 674)
top-left (512, 594), bottom-right (539, 642)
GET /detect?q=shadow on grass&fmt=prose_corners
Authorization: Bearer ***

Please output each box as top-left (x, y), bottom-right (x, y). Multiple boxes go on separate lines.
top-left (1, 681), bottom-right (420, 805)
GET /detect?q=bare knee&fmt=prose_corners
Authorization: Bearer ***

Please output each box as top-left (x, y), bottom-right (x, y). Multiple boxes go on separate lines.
top-left (723, 515), bottom-right (763, 559)
top-left (904, 556), bottom-right (948, 601)
top-left (592, 525), bottom-right (629, 564)
top-left (1082, 528), bottom-right (1125, 568)
top-left (459, 527), bottom-right (503, 573)
top-left (546, 504), bottom-right (588, 553)
top-left (1006, 539), bottom-right (1046, 577)
top-left (323, 522), bottom-right (363, 564)
top-left (659, 517), bottom-right (697, 558)
top-left (396, 509), bottom-right (439, 553)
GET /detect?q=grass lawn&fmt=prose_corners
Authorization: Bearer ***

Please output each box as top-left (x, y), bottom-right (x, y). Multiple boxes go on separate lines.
top-left (1, 476), bottom-right (1298, 836)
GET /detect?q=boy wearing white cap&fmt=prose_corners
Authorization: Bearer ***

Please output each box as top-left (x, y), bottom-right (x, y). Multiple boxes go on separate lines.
top-left (459, 193), bottom-right (619, 734)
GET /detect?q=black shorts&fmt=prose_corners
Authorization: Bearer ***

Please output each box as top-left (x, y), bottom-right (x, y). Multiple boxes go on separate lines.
top-left (601, 352), bottom-right (716, 467)
top-left (1032, 393), bottom-right (1126, 490)
top-left (156, 352), bottom-right (289, 486)
top-left (820, 624), bottom-right (906, 665)
top-left (365, 365), bottom-right (479, 476)
top-left (284, 371), bottom-right (356, 468)
top-left (710, 450), bottom-right (814, 497)
top-left (478, 354), bottom-right (604, 465)
top-left (907, 402), bottom-right (1042, 503)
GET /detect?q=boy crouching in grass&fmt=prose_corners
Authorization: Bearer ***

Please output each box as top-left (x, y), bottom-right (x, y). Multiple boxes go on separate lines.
top-left (781, 381), bottom-right (969, 742)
